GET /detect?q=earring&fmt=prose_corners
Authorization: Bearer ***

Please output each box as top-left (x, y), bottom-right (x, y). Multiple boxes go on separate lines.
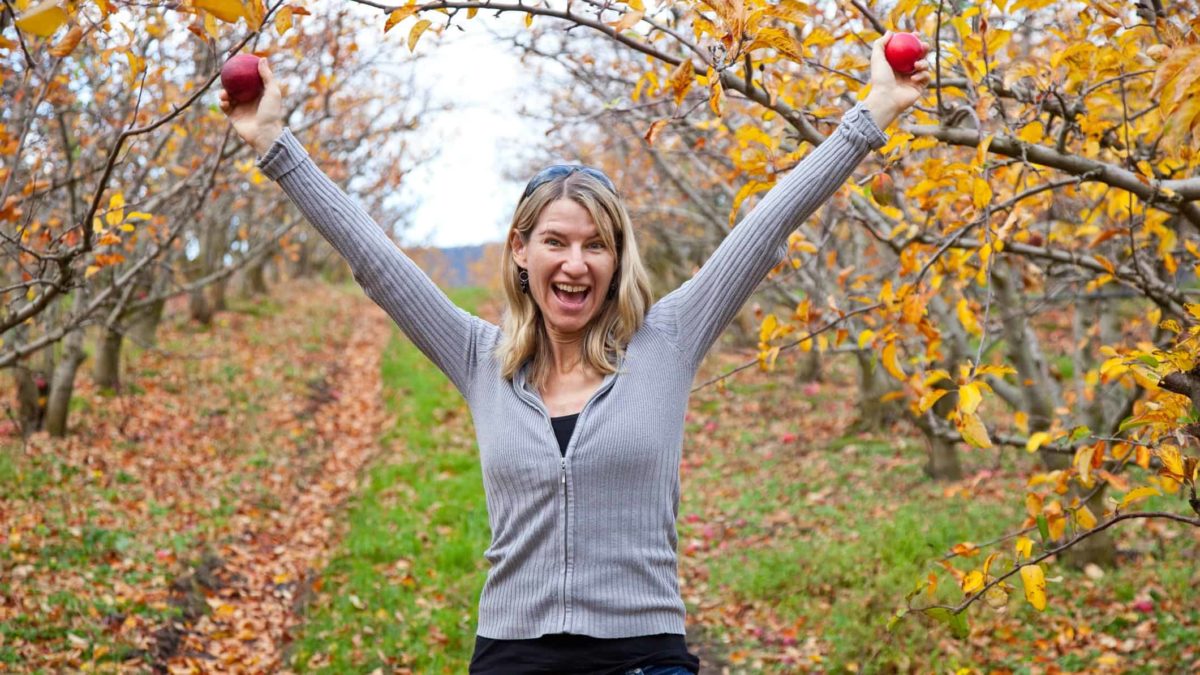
top-left (518, 268), bottom-right (529, 294)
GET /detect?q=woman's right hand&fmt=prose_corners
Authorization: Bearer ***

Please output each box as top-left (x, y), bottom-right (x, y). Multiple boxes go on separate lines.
top-left (217, 56), bottom-right (285, 156)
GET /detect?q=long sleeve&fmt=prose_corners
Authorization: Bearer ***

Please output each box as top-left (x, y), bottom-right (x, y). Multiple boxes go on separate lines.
top-left (255, 127), bottom-right (484, 395)
top-left (648, 101), bottom-right (889, 369)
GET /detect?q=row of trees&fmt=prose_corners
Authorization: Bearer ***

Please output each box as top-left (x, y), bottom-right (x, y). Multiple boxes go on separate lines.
top-left (6, 0), bottom-right (1199, 632)
top-left (2, 0), bottom-right (432, 436)
top-left (367, 0), bottom-right (1200, 623)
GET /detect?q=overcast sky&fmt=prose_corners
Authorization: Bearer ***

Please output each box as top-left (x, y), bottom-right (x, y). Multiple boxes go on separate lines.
top-left (388, 24), bottom-right (549, 249)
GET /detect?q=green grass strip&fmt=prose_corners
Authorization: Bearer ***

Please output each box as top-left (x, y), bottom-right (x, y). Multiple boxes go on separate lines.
top-left (290, 287), bottom-right (492, 673)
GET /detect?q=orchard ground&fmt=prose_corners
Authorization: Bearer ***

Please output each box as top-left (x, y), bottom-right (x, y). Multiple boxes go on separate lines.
top-left (1, 281), bottom-right (1197, 672)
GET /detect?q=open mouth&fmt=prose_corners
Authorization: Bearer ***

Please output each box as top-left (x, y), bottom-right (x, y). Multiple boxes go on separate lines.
top-left (551, 283), bottom-right (590, 310)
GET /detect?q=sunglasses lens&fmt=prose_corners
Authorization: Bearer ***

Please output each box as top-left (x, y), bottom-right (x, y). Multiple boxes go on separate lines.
top-left (521, 165), bottom-right (617, 200)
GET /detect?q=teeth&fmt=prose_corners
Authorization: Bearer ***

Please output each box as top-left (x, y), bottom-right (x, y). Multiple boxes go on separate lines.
top-left (554, 284), bottom-right (589, 293)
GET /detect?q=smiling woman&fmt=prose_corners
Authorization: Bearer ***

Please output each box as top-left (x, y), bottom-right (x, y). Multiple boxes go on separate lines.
top-left (499, 167), bottom-right (653, 414)
top-left (219, 31), bottom-right (929, 675)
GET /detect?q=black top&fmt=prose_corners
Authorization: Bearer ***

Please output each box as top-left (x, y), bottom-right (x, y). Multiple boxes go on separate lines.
top-left (468, 413), bottom-right (700, 675)
top-left (551, 412), bottom-right (580, 456)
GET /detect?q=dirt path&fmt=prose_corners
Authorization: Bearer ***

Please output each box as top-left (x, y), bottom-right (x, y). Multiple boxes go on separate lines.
top-left (160, 289), bottom-right (393, 673)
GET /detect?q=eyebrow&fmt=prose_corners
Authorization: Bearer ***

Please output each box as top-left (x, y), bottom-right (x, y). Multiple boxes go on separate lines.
top-left (541, 228), bottom-right (602, 241)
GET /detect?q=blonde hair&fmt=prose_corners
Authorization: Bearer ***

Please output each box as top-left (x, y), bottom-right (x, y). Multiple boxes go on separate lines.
top-left (497, 171), bottom-right (653, 389)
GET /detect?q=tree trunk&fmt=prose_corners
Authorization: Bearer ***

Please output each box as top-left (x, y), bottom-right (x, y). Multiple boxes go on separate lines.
top-left (851, 350), bottom-right (903, 432)
top-left (44, 335), bottom-right (87, 437)
top-left (924, 435), bottom-right (964, 481)
top-left (1062, 485), bottom-right (1116, 568)
top-left (795, 347), bottom-right (822, 383)
top-left (211, 276), bottom-right (228, 313)
top-left (44, 285), bottom-right (91, 437)
top-left (189, 284), bottom-right (213, 325)
top-left (129, 296), bottom-right (166, 348)
top-left (93, 325), bottom-right (123, 390)
top-left (1040, 450), bottom-right (1117, 567)
top-left (12, 366), bottom-right (45, 436)
top-left (241, 254), bottom-right (269, 297)
top-left (918, 388), bottom-right (964, 481)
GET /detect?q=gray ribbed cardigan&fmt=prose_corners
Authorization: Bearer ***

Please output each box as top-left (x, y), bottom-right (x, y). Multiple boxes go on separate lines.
top-left (254, 102), bottom-right (888, 639)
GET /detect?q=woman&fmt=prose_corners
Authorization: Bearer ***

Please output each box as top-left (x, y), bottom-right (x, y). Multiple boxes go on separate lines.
top-left (220, 31), bottom-right (928, 675)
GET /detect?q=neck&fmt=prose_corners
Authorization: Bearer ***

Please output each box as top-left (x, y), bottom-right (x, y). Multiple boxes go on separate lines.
top-left (545, 325), bottom-right (586, 376)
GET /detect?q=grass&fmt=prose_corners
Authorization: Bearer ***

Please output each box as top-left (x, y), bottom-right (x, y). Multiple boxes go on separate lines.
top-left (289, 287), bottom-right (492, 673)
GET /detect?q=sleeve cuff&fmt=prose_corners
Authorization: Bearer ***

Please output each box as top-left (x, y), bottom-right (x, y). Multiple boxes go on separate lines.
top-left (842, 101), bottom-right (890, 150)
top-left (255, 127), bottom-right (308, 181)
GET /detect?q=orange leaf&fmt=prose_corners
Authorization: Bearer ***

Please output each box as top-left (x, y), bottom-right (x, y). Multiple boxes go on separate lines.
top-left (644, 118), bottom-right (669, 146)
top-left (48, 24), bottom-right (83, 56)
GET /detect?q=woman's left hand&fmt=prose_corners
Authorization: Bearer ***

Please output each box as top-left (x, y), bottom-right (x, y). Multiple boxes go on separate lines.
top-left (863, 30), bottom-right (933, 131)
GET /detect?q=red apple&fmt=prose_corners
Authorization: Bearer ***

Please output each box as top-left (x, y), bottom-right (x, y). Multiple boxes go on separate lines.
top-left (871, 172), bottom-right (897, 206)
top-left (221, 53), bottom-right (264, 104)
top-left (885, 32), bottom-right (927, 75)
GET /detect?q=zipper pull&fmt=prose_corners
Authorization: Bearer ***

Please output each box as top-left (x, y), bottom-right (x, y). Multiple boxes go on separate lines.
top-left (561, 458), bottom-right (566, 485)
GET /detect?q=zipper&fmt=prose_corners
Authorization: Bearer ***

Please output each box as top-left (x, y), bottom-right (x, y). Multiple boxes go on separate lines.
top-left (561, 455), bottom-right (568, 630)
top-left (511, 362), bottom-right (620, 634)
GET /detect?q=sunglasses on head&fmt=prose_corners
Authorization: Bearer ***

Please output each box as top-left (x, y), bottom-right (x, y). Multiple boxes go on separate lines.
top-left (520, 164), bottom-right (618, 201)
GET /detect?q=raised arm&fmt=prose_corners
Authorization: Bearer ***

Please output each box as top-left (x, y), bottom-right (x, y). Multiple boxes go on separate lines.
top-left (650, 32), bottom-right (929, 368)
top-left (219, 57), bottom-right (483, 395)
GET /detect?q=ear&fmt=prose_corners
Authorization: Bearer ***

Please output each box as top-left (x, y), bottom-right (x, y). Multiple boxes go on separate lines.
top-left (510, 229), bottom-right (529, 268)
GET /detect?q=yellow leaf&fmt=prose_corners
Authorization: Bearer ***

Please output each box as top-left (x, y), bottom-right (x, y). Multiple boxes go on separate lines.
top-left (972, 178), bottom-right (992, 210)
top-left (918, 388), bottom-right (949, 413)
top-left (709, 80), bottom-right (724, 116)
top-left (1014, 410), bottom-right (1029, 434)
top-left (274, 5), bottom-right (293, 35)
top-left (729, 180), bottom-right (772, 226)
top-left (194, 0), bottom-right (245, 24)
top-left (384, 6), bottom-right (417, 32)
top-left (747, 26), bottom-right (804, 62)
top-left (607, 9), bottom-right (643, 32)
top-left (956, 298), bottom-right (982, 337)
top-left (1074, 444), bottom-right (1095, 488)
top-left (984, 585), bottom-right (1009, 608)
top-left (668, 59), bottom-right (694, 107)
top-left (408, 19), bottom-right (431, 52)
top-left (975, 133), bottom-right (994, 168)
top-left (1075, 505), bottom-right (1097, 530)
top-left (957, 382), bottom-right (982, 415)
top-left (85, 265), bottom-right (100, 277)
top-left (1019, 564), bottom-right (1047, 611)
top-left (1157, 444), bottom-right (1184, 478)
top-left (104, 192), bottom-right (124, 227)
top-left (1026, 431), bottom-right (1050, 453)
top-left (1017, 120), bottom-right (1044, 144)
top-left (1025, 492), bottom-right (1043, 518)
top-left (961, 570), bottom-right (984, 594)
top-left (15, 0), bottom-right (68, 38)
top-left (1117, 486), bottom-right (1160, 510)
top-left (1015, 536), bottom-right (1033, 559)
top-left (759, 314), bottom-right (777, 344)
top-left (881, 341), bottom-right (905, 380)
top-left (857, 329), bottom-right (875, 349)
top-left (957, 412), bottom-right (993, 448)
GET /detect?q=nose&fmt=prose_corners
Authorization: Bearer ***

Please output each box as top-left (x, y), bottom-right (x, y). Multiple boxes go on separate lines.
top-left (561, 245), bottom-right (587, 275)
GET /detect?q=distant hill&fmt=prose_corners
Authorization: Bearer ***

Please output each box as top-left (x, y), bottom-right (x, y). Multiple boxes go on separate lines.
top-left (407, 243), bottom-right (503, 288)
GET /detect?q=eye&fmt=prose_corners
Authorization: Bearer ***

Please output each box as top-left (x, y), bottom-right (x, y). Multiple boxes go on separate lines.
top-left (545, 237), bottom-right (562, 246)
top-left (588, 241), bottom-right (607, 251)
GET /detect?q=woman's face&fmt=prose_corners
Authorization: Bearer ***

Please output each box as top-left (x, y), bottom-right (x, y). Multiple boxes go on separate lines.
top-left (512, 198), bottom-right (617, 341)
